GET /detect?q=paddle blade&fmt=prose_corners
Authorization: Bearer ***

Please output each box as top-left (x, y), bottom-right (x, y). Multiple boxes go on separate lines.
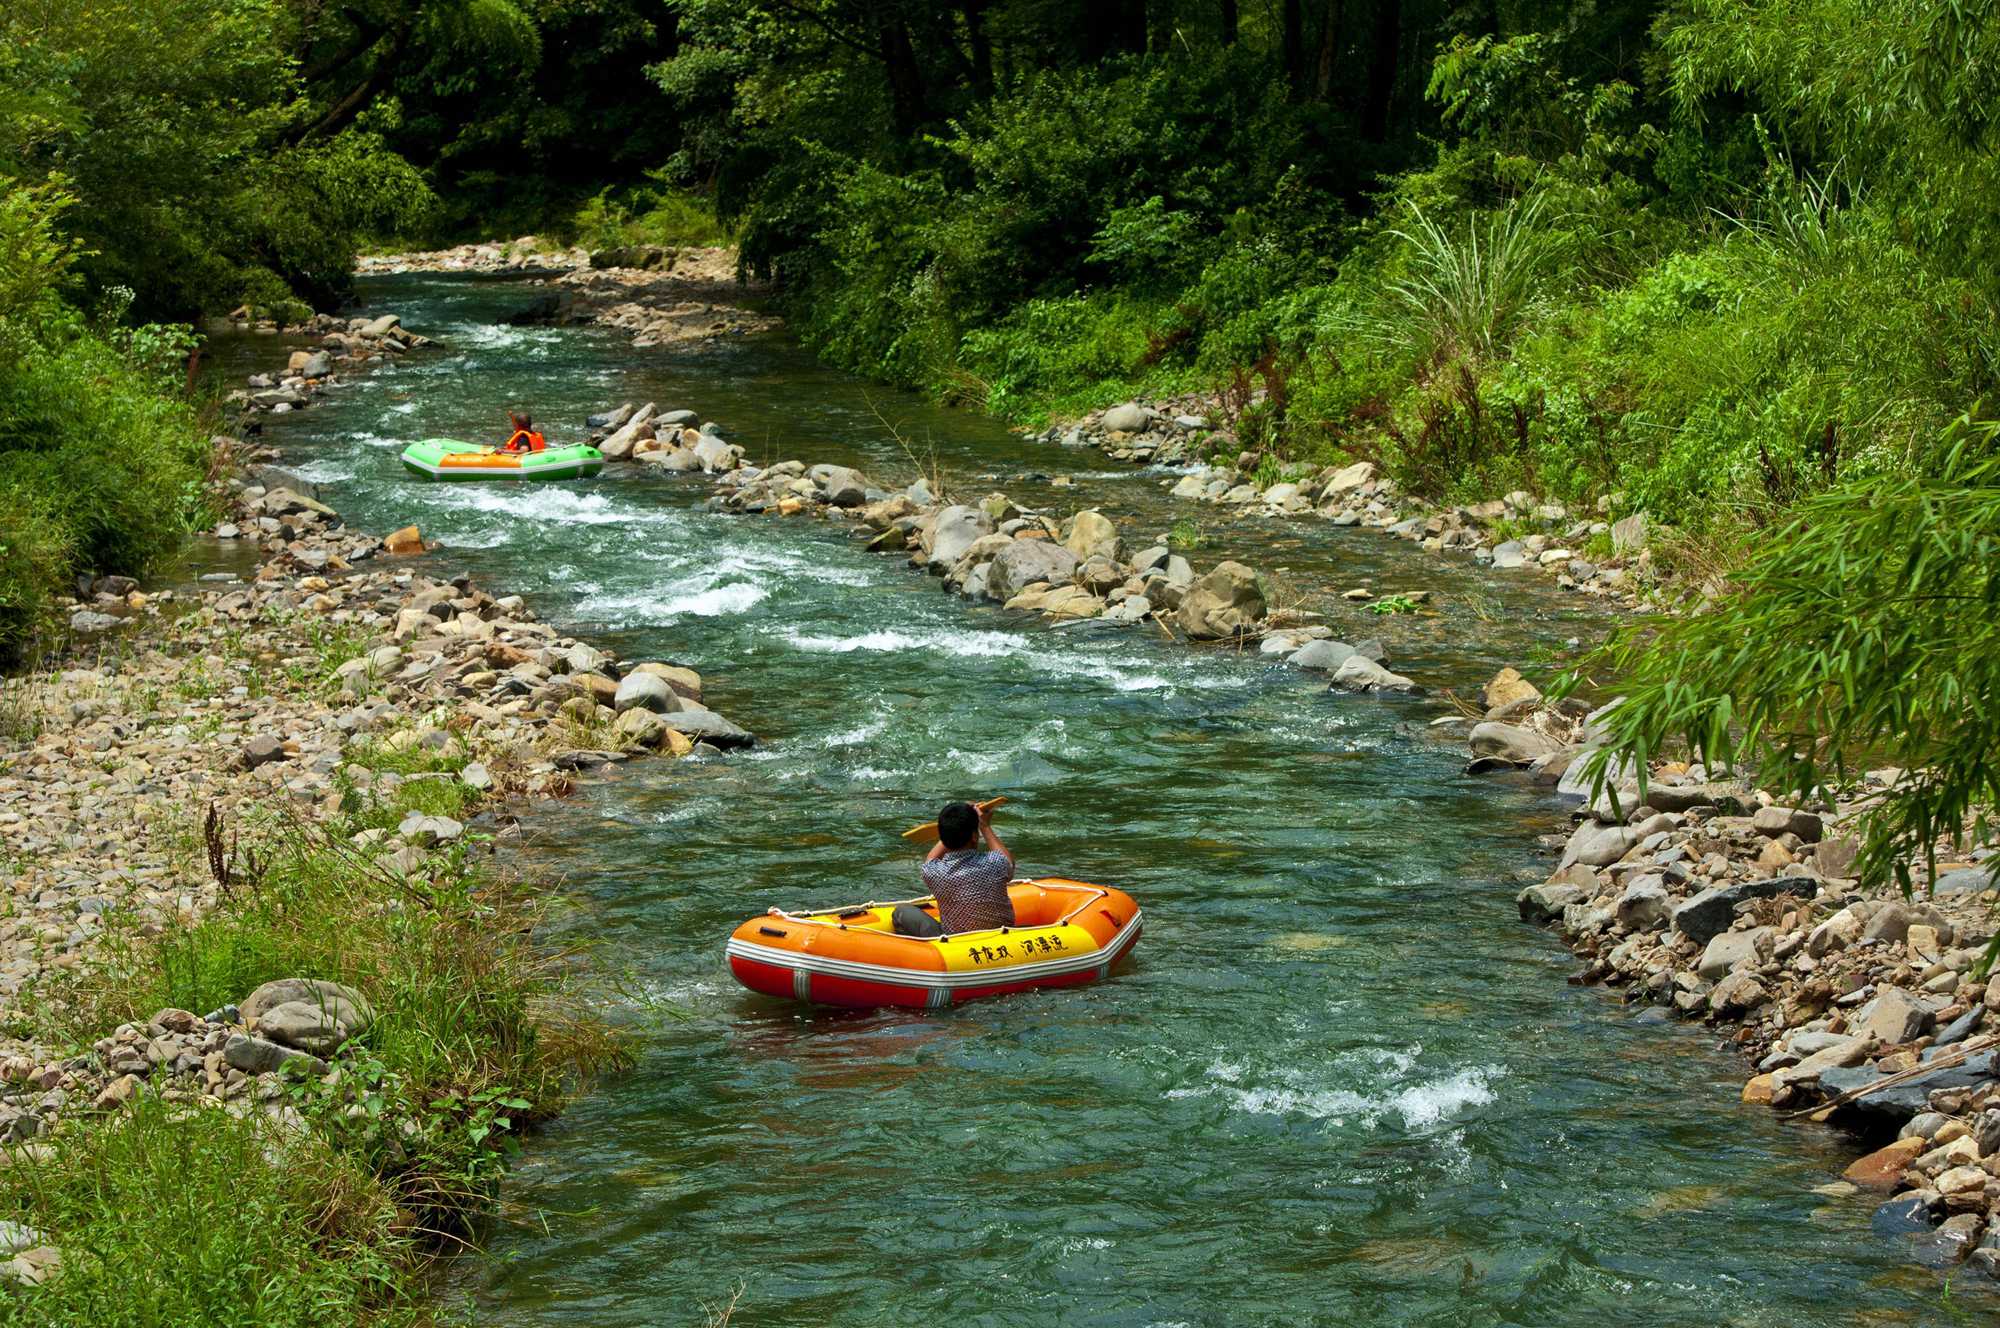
top-left (902, 797), bottom-right (1008, 845)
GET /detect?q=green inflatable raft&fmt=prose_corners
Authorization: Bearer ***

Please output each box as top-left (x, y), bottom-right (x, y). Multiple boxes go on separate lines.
top-left (399, 438), bottom-right (605, 482)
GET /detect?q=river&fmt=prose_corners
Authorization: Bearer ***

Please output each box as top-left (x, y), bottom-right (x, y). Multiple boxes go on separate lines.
top-left (226, 274), bottom-right (1957, 1326)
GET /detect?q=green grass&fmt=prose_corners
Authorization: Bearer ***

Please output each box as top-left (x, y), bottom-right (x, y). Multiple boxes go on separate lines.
top-left (0, 1095), bottom-right (422, 1328)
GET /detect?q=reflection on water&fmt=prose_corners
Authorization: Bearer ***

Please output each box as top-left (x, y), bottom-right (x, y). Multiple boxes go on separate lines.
top-left (223, 273), bottom-right (1975, 1326)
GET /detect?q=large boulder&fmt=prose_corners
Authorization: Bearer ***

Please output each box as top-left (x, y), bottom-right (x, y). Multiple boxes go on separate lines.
top-left (1063, 509), bottom-right (1121, 563)
top-left (1329, 655), bottom-right (1417, 693)
top-left (240, 978), bottom-right (373, 1055)
top-left (1559, 822), bottom-right (1637, 869)
top-left (1289, 639), bottom-right (1356, 672)
top-left (989, 540), bottom-right (1080, 602)
top-left (614, 671), bottom-right (679, 715)
top-left (667, 706), bottom-right (755, 748)
top-left (1482, 667), bottom-right (1541, 712)
top-left (809, 464), bottom-right (871, 508)
top-left (1318, 460), bottom-right (1377, 502)
top-left (1101, 402), bottom-right (1151, 433)
top-left (926, 505), bottom-right (994, 572)
top-left (1671, 876), bottom-right (1819, 947)
top-left (1175, 561), bottom-right (1266, 640)
top-left (1468, 722), bottom-right (1560, 765)
top-left (598, 404), bottom-right (657, 460)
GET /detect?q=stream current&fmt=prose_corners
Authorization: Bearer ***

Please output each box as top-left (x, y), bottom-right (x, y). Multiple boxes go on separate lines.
top-left (223, 274), bottom-right (1960, 1326)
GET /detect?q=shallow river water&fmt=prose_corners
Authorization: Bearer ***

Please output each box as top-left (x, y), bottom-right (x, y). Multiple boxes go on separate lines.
top-left (232, 275), bottom-right (1969, 1326)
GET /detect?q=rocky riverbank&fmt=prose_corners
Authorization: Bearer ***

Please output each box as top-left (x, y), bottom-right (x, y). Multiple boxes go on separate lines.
top-left (1458, 671), bottom-right (2000, 1279)
top-left (1032, 396), bottom-right (1665, 610)
top-left (574, 399), bottom-right (1428, 695)
top-left (0, 409), bottom-right (753, 1294)
top-left (360, 237), bottom-right (780, 350)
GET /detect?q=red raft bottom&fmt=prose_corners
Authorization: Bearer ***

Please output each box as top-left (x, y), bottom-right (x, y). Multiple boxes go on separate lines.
top-left (729, 927), bottom-right (1140, 1009)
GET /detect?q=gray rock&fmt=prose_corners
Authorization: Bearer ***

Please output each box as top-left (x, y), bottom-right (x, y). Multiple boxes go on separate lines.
top-left (1468, 722), bottom-right (1562, 765)
top-left (1697, 927), bottom-right (1772, 981)
top-left (1671, 876), bottom-right (1820, 948)
top-left (1491, 540), bottom-right (1529, 569)
top-left (221, 1033), bottom-right (329, 1077)
top-left (1824, 1052), bottom-right (2000, 1127)
top-left (241, 978), bottom-right (374, 1032)
top-left (1641, 783), bottom-right (1752, 815)
top-left (656, 409), bottom-right (697, 427)
top-left (460, 761), bottom-right (493, 791)
top-left (1614, 880), bottom-right (1674, 932)
top-left (1933, 867), bottom-right (1993, 896)
top-left (1519, 883), bottom-right (1586, 924)
top-left (253, 1000), bottom-right (355, 1056)
top-left (240, 735), bottom-right (286, 769)
top-left (69, 610), bottom-right (122, 633)
top-left (360, 313), bottom-right (402, 338)
top-left (1934, 1006), bottom-right (1984, 1048)
top-left (1176, 562), bottom-right (1266, 641)
top-left (1328, 655), bottom-right (1417, 694)
top-left (667, 707), bottom-right (755, 749)
top-left (927, 505), bottom-right (994, 571)
top-left (397, 812), bottom-right (464, 846)
top-left (1288, 639), bottom-right (1356, 672)
top-left (298, 350), bottom-right (333, 378)
top-left (809, 464), bottom-right (871, 508)
top-left (1752, 805), bottom-right (1824, 842)
top-left (613, 671), bottom-right (677, 715)
top-left (1560, 823), bottom-right (1638, 870)
top-left (1610, 512), bottom-right (1648, 555)
top-left (1862, 901), bottom-right (1949, 945)
top-left (1101, 402), bottom-right (1151, 433)
top-left (988, 540), bottom-right (1079, 602)
top-left (1853, 987), bottom-right (1935, 1045)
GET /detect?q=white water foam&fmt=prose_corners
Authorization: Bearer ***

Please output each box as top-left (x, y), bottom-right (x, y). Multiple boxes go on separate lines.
top-left (1166, 1051), bottom-right (1502, 1132)
top-left (780, 623), bottom-right (1234, 695)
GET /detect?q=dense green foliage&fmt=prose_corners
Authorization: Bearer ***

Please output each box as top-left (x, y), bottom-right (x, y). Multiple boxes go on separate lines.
top-left (0, 185), bottom-right (214, 664)
top-left (1574, 415), bottom-right (2000, 912)
top-left (621, 0), bottom-right (1999, 537)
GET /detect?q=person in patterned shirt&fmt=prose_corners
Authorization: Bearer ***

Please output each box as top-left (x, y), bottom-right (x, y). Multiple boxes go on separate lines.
top-left (894, 801), bottom-right (1016, 937)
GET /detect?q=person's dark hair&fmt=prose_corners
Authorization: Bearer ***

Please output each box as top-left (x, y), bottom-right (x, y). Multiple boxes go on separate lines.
top-left (509, 410), bottom-right (532, 431)
top-left (937, 801), bottom-right (978, 851)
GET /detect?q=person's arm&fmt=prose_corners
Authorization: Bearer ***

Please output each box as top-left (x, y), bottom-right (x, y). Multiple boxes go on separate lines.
top-left (925, 840), bottom-right (948, 862)
top-left (978, 803), bottom-right (1013, 870)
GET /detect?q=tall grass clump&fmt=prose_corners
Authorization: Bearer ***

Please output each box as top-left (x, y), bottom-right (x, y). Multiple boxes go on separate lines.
top-left (0, 1097), bottom-right (422, 1328)
top-left (1377, 196), bottom-right (1563, 366)
top-left (38, 813), bottom-right (623, 1250)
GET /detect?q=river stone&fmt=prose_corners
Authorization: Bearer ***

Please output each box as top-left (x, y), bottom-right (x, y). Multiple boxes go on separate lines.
top-left (927, 505), bottom-right (993, 571)
top-left (613, 671), bottom-right (679, 715)
top-left (1519, 882), bottom-right (1587, 924)
top-left (1289, 639), bottom-right (1356, 672)
top-left (360, 313), bottom-right (401, 338)
top-left (1175, 561), bottom-right (1266, 640)
top-left (989, 540), bottom-right (1079, 601)
top-left (598, 404), bottom-right (656, 460)
top-left (1611, 512), bottom-right (1648, 554)
top-left (253, 999), bottom-right (361, 1055)
top-left (69, 610), bottom-right (122, 632)
top-left (1854, 987), bottom-right (1936, 1045)
top-left (1932, 867), bottom-right (1994, 896)
top-left (586, 403), bottom-right (636, 431)
top-left (1131, 545), bottom-right (1170, 575)
top-left (1063, 509), bottom-right (1120, 563)
top-left (240, 978), bottom-right (374, 1034)
top-left (1482, 667), bottom-right (1541, 712)
top-left (1329, 655), bottom-right (1416, 693)
top-left (1491, 540), bottom-right (1529, 569)
top-left (397, 812), bottom-right (464, 846)
top-left (1318, 460), bottom-right (1376, 500)
top-left (1822, 1052), bottom-right (2000, 1127)
top-left (1672, 877), bottom-right (1819, 948)
top-left (1862, 900), bottom-right (1950, 946)
top-left (1697, 926), bottom-right (1772, 981)
top-left (667, 707), bottom-right (755, 749)
top-left (614, 708), bottom-right (671, 747)
top-left (222, 1033), bottom-right (328, 1077)
top-left (1468, 722), bottom-right (1561, 765)
top-left (241, 735), bottom-right (287, 769)
top-left (1640, 782), bottom-right (1752, 815)
top-left (1101, 402), bottom-right (1151, 433)
top-left (1752, 805), bottom-right (1824, 842)
top-left (809, 464), bottom-right (871, 508)
top-left (1614, 879), bottom-right (1674, 932)
top-left (1560, 822), bottom-right (1637, 870)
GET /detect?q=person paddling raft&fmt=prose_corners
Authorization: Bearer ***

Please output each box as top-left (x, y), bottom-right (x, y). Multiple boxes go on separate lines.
top-left (894, 799), bottom-right (1016, 937)
top-left (501, 410), bottom-right (547, 454)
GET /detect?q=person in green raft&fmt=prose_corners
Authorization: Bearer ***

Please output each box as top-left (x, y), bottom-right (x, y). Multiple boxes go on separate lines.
top-left (500, 410), bottom-right (546, 454)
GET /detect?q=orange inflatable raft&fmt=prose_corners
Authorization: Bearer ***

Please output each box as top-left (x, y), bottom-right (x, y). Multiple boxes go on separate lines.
top-left (726, 878), bottom-right (1142, 1009)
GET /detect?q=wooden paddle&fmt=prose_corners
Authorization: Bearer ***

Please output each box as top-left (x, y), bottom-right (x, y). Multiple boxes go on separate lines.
top-left (901, 797), bottom-right (1008, 846)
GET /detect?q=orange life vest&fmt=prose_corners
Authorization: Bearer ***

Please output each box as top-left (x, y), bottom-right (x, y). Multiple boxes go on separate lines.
top-left (503, 429), bottom-right (547, 454)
